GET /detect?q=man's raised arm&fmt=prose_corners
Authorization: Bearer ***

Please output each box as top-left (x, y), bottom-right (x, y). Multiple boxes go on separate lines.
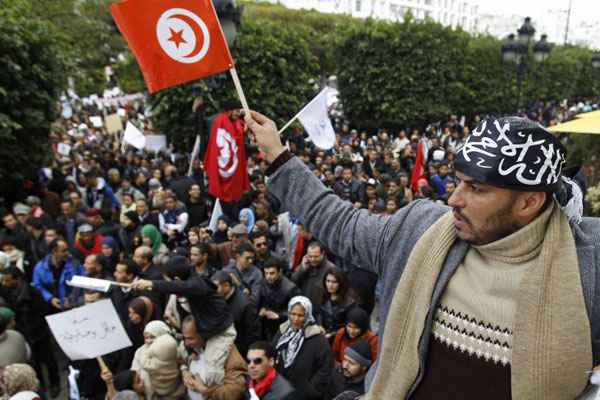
top-left (245, 111), bottom-right (398, 276)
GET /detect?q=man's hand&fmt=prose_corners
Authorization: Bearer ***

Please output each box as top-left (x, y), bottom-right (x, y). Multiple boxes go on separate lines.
top-left (265, 310), bottom-right (279, 320)
top-left (183, 372), bottom-right (208, 395)
top-left (244, 111), bottom-right (286, 163)
top-left (51, 298), bottom-right (62, 310)
top-left (131, 279), bottom-right (153, 291)
top-left (302, 255), bottom-right (312, 271)
top-left (100, 370), bottom-right (113, 384)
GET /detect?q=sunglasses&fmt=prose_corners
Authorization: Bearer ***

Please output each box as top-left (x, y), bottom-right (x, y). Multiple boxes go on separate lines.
top-left (247, 357), bottom-right (264, 365)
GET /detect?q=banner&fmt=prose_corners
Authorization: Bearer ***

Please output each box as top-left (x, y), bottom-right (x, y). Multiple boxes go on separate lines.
top-left (123, 121), bottom-right (146, 150)
top-left (111, 0), bottom-right (233, 93)
top-left (105, 113), bottom-right (124, 135)
top-left (46, 299), bottom-right (132, 360)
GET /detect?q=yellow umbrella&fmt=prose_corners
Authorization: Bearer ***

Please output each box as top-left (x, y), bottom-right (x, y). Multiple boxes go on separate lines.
top-left (547, 118), bottom-right (600, 135)
top-left (574, 110), bottom-right (600, 120)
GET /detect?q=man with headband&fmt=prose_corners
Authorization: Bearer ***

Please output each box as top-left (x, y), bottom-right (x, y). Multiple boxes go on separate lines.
top-left (243, 110), bottom-right (600, 399)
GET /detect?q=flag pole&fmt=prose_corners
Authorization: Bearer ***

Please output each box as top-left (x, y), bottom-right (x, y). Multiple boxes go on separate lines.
top-left (187, 134), bottom-right (201, 177)
top-left (229, 67), bottom-right (250, 117)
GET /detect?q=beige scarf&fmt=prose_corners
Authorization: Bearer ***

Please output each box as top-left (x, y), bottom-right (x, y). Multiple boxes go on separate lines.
top-left (365, 205), bottom-right (592, 399)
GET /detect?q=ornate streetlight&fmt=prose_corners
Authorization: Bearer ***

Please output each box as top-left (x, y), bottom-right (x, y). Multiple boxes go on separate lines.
top-left (501, 17), bottom-right (552, 110)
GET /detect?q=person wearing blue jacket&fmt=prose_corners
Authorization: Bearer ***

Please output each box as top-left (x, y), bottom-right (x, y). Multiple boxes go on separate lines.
top-left (32, 238), bottom-right (85, 311)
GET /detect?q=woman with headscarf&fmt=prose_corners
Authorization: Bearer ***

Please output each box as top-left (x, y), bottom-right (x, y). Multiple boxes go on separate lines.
top-left (1, 363), bottom-right (39, 400)
top-left (238, 208), bottom-right (255, 234)
top-left (331, 306), bottom-right (378, 365)
top-left (273, 296), bottom-right (333, 400)
top-left (131, 320), bottom-right (175, 400)
top-left (119, 210), bottom-right (141, 256)
top-left (142, 334), bottom-right (185, 399)
top-left (140, 225), bottom-right (168, 266)
top-left (101, 236), bottom-right (121, 274)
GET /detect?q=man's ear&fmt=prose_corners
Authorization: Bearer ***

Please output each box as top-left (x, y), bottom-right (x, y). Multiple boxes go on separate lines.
top-left (514, 191), bottom-right (547, 220)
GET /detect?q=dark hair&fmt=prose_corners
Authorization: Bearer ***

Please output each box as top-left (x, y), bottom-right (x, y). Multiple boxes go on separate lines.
top-left (263, 257), bottom-right (284, 272)
top-left (321, 266), bottom-right (350, 305)
top-left (118, 258), bottom-right (140, 277)
top-left (212, 270), bottom-right (232, 285)
top-left (248, 341), bottom-right (276, 359)
top-left (3, 266), bottom-right (24, 280)
top-left (235, 242), bottom-right (255, 257)
top-left (307, 241), bottom-right (323, 253)
top-left (250, 231), bottom-right (268, 243)
top-left (191, 242), bottom-right (210, 255)
top-left (113, 370), bottom-right (136, 391)
top-left (25, 217), bottom-right (44, 231)
top-left (164, 255), bottom-right (191, 281)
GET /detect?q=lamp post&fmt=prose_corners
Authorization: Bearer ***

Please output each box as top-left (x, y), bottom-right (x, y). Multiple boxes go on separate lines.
top-left (501, 17), bottom-right (552, 111)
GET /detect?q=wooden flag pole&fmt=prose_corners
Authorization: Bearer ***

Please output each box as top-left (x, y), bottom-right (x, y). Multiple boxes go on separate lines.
top-left (97, 356), bottom-right (109, 373)
top-left (229, 67), bottom-right (250, 116)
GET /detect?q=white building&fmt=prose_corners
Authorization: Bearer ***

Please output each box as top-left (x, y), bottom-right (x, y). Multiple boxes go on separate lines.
top-left (262, 0), bottom-right (481, 32)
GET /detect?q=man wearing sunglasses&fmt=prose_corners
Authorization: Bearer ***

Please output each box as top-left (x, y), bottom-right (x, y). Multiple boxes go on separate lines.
top-left (246, 341), bottom-right (295, 400)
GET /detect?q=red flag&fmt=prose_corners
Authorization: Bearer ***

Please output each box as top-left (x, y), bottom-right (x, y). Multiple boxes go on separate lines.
top-left (111, 0), bottom-right (233, 93)
top-left (411, 140), bottom-right (427, 193)
top-left (204, 113), bottom-right (249, 202)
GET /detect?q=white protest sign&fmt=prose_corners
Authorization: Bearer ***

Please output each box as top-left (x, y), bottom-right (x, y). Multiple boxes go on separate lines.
top-left (123, 122), bottom-right (146, 150)
top-left (57, 143), bottom-right (72, 157)
top-left (46, 299), bottom-right (132, 360)
top-left (117, 108), bottom-right (127, 117)
top-left (145, 135), bottom-right (167, 152)
top-left (67, 275), bottom-right (112, 293)
top-left (90, 116), bottom-right (104, 128)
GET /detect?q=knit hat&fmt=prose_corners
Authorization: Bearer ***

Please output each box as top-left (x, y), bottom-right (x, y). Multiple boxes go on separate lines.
top-left (0, 306), bottom-right (16, 328)
top-left (85, 208), bottom-right (100, 218)
top-left (148, 178), bottom-right (162, 189)
top-left (3, 364), bottom-right (39, 397)
top-left (344, 339), bottom-right (372, 368)
top-left (346, 307), bottom-right (369, 333)
top-left (78, 224), bottom-right (94, 233)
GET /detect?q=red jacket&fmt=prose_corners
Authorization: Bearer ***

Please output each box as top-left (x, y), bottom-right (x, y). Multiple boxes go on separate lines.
top-left (331, 327), bottom-right (378, 365)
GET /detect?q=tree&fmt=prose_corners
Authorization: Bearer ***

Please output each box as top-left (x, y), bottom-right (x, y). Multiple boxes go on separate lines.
top-left (0, 0), bottom-right (66, 201)
top-left (151, 18), bottom-right (319, 151)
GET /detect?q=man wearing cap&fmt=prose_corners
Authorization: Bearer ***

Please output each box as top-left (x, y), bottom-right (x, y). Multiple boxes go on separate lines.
top-left (245, 111), bottom-right (600, 399)
top-left (74, 223), bottom-right (104, 259)
top-left (329, 340), bottom-right (372, 399)
top-left (207, 224), bottom-right (250, 268)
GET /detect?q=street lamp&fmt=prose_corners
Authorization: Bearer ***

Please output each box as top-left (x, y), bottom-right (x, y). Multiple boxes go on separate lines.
top-left (213, 0), bottom-right (243, 47)
top-left (501, 17), bottom-right (551, 111)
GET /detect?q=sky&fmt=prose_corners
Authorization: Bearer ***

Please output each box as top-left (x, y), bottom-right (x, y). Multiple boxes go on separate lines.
top-left (471, 0), bottom-right (599, 22)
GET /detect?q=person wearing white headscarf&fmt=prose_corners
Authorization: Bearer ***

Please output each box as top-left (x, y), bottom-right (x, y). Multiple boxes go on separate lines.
top-left (274, 296), bottom-right (333, 400)
top-left (131, 320), bottom-right (172, 399)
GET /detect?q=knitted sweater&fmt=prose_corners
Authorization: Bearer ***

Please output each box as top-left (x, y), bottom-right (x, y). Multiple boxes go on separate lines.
top-left (412, 204), bottom-right (553, 399)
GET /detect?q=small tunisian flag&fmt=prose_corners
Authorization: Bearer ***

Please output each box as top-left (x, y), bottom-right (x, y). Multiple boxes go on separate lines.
top-left (204, 113), bottom-right (249, 202)
top-left (410, 139), bottom-right (429, 193)
top-left (111, 0), bottom-right (233, 93)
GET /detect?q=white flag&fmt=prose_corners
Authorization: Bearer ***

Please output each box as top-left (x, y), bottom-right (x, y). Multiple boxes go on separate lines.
top-left (208, 199), bottom-right (223, 233)
top-left (297, 88), bottom-right (335, 149)
top-left (123, 121), bottom-right (146, 150)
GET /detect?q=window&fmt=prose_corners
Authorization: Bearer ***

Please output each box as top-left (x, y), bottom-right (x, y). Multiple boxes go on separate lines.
top-left (356, 0), bottom-right (361, 12)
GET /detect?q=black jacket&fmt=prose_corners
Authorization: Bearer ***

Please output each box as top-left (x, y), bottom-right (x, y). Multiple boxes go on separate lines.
top-left (273, 324), bottom-right (333, 400)
top-left (226, 287), bottom-right (262, 356)
top-left (319, 298), bottom-right (354, 336)
top-left (1, 283), bottom-right (50, 344)
top-left (291, 259), bottom-right (335, 314)
top-left (154, 274), bottom-right (233, 339)
top-left (258, 276), bottom-right (301, 340)
top-left (186, 199), bottom-right (209, 228)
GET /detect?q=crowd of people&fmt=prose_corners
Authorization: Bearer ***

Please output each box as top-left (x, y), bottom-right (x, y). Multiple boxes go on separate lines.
top-left (0, 92), bottom-right (597, 400)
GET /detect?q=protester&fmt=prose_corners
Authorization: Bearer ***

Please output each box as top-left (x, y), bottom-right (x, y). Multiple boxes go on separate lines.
top-left (1, 364), bottom-right (40, 399)
top-left (273, 296), bottom-right (332, 400)
top-left (331, 307), bottom-right (378, 365)
top-left (245, 110), bottom-right (598, 399)
top-left (131, 320), bottom-right (172, 399)
top-left (245, 341), bottom-right (295, 400)
top-left (223, 243), bottom-right (263, 306)
top-left (318, 267), bottom-right (355, 341)
top-left (328, 340), bottom-right (372, 399)
top-left (291, 242), bottom-right (335, 313)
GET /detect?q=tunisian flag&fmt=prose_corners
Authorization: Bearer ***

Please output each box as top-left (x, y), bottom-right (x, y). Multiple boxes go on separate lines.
top-left (204, 113), bottom-right (249, 202)
top-left (111, 0), bottom-right (233, 93)
top-left (410, 139), bottom-right (429, 193)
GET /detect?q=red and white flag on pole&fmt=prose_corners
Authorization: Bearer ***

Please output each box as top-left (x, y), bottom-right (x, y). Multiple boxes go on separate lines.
top-left (204, 113), bottom-right (249, 202)
top-left (111, 0), bottom-right (233, 93)
top-left (411, 138), bottom-right (429, 194)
